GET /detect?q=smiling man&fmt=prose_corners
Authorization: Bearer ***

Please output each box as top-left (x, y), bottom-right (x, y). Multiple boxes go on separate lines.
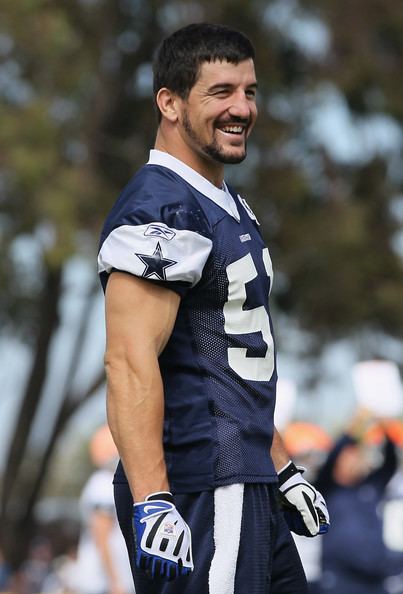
top-left (169, 59), bottom-right (257, 171)
top-left (98, 23), bottom-right (329, 594)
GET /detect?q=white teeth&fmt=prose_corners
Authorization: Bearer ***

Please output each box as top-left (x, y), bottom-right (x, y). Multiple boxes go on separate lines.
top-left (221, 126), bottom-right (243, 134)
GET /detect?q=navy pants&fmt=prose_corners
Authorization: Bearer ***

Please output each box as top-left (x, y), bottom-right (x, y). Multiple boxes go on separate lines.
top-left (114, 482), bottom-right (308, 594)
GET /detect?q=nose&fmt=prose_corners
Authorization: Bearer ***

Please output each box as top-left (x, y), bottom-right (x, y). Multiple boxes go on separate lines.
top-left (228, 90), bottom-right (253, 120)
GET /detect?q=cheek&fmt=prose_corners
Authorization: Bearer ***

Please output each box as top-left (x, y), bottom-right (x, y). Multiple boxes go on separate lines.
top-left (246, 107), bottom-right (258, 135)
top-left (250, 106), bottom-right (258, 123)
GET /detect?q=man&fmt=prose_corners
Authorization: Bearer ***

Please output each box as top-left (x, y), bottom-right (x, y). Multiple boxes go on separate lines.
top-left (98, 23), bottom-right (329, 594)
top-left (315, 413), bottom-right (403, 594)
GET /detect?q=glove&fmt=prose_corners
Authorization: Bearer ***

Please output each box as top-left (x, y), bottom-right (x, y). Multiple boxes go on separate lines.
top-left (132, 491), bottom-right (194, 580)
top-left (278, 461), bottom-right (330, 537)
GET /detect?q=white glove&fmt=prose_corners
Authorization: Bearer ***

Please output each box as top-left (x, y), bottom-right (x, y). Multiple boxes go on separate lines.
top-left (278, 461), bottom-right (330, 536)
top-left (132, 491), bottom-right (194, 580)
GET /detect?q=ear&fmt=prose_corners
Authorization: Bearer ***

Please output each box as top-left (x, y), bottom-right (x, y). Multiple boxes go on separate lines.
top-left (156, 88), bottom-right (180, 123)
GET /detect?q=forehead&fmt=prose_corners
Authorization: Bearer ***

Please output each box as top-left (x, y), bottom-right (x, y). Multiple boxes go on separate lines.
top-left (194, 58), bottom-right (257, 88)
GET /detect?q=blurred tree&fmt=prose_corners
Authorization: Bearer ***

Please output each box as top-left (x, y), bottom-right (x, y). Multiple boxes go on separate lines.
top-left (271, 0), bottom-right (403, 342)
top-left (0, 0), bottom-right (166, 567)
top-left (0, 0), bottom-right (403, 568)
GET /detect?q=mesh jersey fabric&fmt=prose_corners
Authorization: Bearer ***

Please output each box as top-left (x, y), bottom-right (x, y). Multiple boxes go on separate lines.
top-left (98, 150), bottom-right (278, 493)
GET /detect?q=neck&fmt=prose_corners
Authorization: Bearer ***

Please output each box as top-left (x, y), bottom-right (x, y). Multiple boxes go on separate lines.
top-left (154, 128), bottom-right (224, 189)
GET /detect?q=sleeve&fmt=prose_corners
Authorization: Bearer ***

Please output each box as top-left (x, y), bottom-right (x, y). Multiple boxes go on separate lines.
top-left (80, 471), bottom-right (116, 515)
top-left (98, 190), bottom-right (213, 297)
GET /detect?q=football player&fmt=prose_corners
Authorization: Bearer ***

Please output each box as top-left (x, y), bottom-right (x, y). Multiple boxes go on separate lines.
top-left (98, 22), bottom-right (329, 594)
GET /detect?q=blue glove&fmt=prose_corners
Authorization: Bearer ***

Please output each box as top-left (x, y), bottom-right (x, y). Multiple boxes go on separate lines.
top-left (278, 462), bottom-right (330, 537)
top-left (132, 491), bottom-right (194, 580)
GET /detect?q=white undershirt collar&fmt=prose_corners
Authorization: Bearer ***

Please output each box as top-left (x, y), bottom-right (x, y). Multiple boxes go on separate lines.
top-left (147, 149), bottom-right (240, 221)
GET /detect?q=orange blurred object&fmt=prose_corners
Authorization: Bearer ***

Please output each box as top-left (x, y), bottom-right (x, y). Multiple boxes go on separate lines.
top-left (365, 419), bottom-right (403, 447)
top-left (89, 424), bottom-right (118, 467)
top-left (283, 422), bottom-right (333, 457)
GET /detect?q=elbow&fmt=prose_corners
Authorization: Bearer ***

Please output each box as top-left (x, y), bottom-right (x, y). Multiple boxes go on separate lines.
top-left (104, 347), bottom-right (133, 387)
top-left (104, 348), bottom-right (121, 380)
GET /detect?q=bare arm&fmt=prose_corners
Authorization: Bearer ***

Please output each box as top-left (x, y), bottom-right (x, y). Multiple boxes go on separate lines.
top-left (271, 426), bottom-right (292, 473)
top-left (104, 271), bottom-right (180, 502)
top-left (90, 510), bottom-right (126, 594)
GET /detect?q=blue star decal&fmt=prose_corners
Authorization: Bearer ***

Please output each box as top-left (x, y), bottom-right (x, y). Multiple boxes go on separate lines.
top-left (135, 242), bottom-right (177, 281)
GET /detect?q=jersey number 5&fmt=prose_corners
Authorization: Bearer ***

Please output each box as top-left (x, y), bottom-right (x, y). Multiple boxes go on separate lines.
top-left (223, 249), bottom-right (275, 382)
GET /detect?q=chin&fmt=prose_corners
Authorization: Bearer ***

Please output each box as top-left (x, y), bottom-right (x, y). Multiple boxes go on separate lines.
top-left (220, 151), bottom-right (247, 164)
top-left (206, 146), bottom-right (247, 165)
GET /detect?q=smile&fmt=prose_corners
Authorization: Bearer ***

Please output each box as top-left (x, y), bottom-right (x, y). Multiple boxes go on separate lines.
top-left (218, 125), bottom-right (246, 135)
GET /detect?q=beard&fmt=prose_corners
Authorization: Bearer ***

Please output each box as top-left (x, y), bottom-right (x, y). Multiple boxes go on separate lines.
top-left (182, 111), bottom-right (248, 164)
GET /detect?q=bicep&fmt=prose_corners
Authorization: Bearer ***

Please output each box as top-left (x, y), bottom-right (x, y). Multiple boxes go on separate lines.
top-left (105, 271), bottom-right (181, 357)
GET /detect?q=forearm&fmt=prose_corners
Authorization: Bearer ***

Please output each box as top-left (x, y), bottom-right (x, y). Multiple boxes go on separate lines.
top-left (106, 349), bottom-right (169, 501)
top-left (271, 426), bottom-right (292, 473)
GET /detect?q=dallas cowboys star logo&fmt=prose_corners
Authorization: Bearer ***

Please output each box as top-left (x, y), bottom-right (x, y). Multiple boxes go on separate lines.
top-left (135, 242), bottom-right (177, 281)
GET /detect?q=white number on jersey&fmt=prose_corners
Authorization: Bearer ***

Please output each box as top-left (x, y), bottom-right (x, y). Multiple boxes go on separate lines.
top-left (223, 249), bottom-right (275, 382)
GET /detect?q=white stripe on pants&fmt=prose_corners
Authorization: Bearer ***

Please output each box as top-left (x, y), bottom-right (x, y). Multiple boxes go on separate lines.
top-left (208, 483), bottom-right (244, 594)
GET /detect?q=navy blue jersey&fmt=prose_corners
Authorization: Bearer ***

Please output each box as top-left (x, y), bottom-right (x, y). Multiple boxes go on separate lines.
top-left (98, 150), bottom-right (278, 493)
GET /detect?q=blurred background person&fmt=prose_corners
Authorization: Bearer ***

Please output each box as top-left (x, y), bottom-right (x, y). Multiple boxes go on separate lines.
top-left (73, 425), bottom-right (135, 594)
top-left (315, 409), bottom-right (403, 594)
top-left (41, 545), bottom-right (79, 594)
top-left (12, 537), bottom-right (55, 594)
top-left (379, 421), bottom-right (403, 594)
top-left (383, 421), bottom-right (403, 556)
top-left (0, 546), bottom-right (11, 593)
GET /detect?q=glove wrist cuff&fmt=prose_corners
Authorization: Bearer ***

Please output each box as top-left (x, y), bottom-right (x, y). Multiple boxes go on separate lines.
top-left (278, 461), bottom-right (299, 486)
top-left (145, 491), bottom-right (174, 504)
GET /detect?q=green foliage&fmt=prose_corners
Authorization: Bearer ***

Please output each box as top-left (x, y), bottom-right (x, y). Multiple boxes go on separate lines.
top-left (305, 0), bottom-right (403, 119)
top-left (0, 0), bottom-right (402, 340)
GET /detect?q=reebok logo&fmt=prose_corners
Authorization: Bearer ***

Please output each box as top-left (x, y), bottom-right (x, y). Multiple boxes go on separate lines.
top-left (144, 223), bottom-right (176, 241)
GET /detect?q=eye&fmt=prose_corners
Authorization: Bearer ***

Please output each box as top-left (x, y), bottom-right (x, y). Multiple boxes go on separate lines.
top-left (212, 88), bottom-right (230, 97)
top-left (246, 88), bottom-right (257, 99)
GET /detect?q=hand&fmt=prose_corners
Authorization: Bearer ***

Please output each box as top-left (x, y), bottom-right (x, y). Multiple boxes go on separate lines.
top-left (132, 491), bottom-right (193, 580)
top-left (278, 462), bottom-right (330, 537)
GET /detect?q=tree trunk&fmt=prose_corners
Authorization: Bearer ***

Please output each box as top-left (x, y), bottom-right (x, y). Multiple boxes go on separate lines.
top-left (0, 266), bottom-right (62, 568)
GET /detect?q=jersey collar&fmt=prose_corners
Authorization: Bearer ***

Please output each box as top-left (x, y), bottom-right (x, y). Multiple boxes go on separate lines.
top-left (147, 149), bottom-right (240, 222)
